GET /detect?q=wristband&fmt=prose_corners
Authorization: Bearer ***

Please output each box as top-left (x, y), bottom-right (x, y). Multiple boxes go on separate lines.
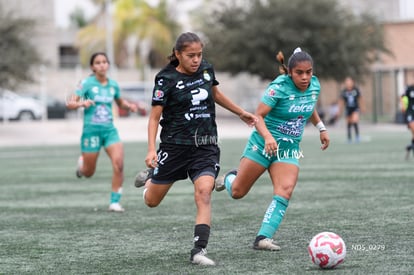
top-left (315, 121), bottom-right (327, 132)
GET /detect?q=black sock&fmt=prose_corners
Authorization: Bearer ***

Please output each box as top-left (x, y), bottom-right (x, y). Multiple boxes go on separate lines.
top-left (354, 123), bottom-right (359, 137)
top-left (191, 224), bottom-right (210, 257)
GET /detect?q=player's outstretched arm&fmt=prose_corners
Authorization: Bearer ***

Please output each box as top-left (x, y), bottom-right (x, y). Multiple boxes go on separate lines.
top-left (212, 86), bottom-right (257, 127)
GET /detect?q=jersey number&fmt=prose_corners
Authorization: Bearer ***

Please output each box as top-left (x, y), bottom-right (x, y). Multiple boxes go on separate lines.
top-left (157, 150), bottom-right (169, 165)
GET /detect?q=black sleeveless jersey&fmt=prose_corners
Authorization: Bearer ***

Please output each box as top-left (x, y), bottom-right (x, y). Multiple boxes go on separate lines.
top-left (151, 59), bottom-right (220, 146)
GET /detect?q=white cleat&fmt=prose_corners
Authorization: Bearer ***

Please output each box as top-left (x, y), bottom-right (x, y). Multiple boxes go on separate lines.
top-left (191, 249), bottom-right (216, 266)
top-left (108, 203), bottom-right (125, 213)
top-left (253, 238), bottom-right (281, 251)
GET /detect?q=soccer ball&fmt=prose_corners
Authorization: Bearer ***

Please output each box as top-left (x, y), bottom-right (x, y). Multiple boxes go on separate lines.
top-left (308, 231), bottom-right (346, 269)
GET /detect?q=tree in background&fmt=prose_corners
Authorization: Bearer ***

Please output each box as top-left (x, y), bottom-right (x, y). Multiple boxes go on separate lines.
top-left (75, 0), bottom-right (179, 69)
top-left (0, 4), bottom-right (43, 90)
top-left (70, 7), bottom-right (89, 29)
top-left (199, 0), bottom-right (389, 82)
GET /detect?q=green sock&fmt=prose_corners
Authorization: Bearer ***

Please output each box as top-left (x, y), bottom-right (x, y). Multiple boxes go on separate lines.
top-left (224, 173), bottom-right (236, 197)
top-left (257, 195), bottom-right (289, 238)
top-left (110, 191), bottom-right (122, 204)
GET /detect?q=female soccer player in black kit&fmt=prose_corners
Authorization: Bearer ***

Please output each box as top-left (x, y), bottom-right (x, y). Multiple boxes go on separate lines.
top-left (134, 32), bottom-right (257, 266)
top-left (339, 77), bottom-right (364, 143)
top-left (401, 83), bottom-right (414, 159)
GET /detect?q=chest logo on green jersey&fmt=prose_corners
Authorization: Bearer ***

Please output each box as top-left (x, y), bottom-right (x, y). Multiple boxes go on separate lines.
top-left (277, 117), bottom-right (305, 137)
top-left (289, 103), bottom-right (314, 113)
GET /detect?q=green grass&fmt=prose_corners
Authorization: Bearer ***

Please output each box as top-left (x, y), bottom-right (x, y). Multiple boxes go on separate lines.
top-left (0, 127), bottom-right (413, 274)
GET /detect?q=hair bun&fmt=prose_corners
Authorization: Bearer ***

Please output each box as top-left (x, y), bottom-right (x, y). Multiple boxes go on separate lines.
top-left (293, 47), bottom-right (302, 54)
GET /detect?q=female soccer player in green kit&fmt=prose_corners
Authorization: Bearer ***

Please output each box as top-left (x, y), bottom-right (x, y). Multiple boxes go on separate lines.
top-left (215, 48), bottom-right (330, 251)
top-left (66, 52), bottom-right (138, 213)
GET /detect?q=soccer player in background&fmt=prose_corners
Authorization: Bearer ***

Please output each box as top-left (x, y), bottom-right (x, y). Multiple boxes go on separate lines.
top-left (133, 32), bottom-right (257, 266)
top-left (66, 52), bottom-right (138, 212)
top-left (401, 81), bottom-right (414, 159)
top-left (338, 76), bottom-right (364, 143)
top-left (215, 48), bottom-right (330, 251)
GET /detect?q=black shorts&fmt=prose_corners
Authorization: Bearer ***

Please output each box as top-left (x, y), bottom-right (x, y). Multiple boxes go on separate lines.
top-left (346, 107), bottom-right (359, 117)
top-left (151, 143), bottom-right (220, 184)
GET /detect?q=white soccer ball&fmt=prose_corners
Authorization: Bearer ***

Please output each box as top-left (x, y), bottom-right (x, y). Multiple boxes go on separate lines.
top-left (308, 231), bottom-right (346, 269)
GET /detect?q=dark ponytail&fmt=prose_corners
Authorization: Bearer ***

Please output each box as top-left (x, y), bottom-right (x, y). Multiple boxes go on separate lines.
top-left (168, 48), bottom-right (179, 67)
top-left (276, 51), bottom-right (288, 75)
top-left (276, 47), bottom-right (313, 75)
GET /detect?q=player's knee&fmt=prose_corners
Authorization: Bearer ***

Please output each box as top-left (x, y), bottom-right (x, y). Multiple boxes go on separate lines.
top-left (231, 187), bottom-right (247, 199)
top-left (144, 201), bottom-right (159, 208)
top-left (82, 169), bottom-right (95, 177)
top-left (112, 159), bottom-right (124, 174)
top-left (194, 189), bottom-right (212, 205)
top-left (143, 193), bottom-right (161, 208)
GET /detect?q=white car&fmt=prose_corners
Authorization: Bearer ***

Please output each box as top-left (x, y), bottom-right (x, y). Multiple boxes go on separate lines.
top-left (0, 89), bottom-right (44, 121)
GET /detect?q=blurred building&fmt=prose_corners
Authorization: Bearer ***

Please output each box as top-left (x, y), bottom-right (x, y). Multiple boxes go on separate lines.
top-left (339, 0), bottom-right (414, 22)
top-left (1, 0), bottom-right (414, 122)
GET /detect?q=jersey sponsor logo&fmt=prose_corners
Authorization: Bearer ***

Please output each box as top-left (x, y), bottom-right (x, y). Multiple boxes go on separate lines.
top-left (187, 79), bottom-right (204, 87)
top-left (176, 80), bottom-right (185, 89)
top-left (153, 90), bottom-right (164, 101)
top-left (92, 104), bottom-right (111, 123)
top-left (184, 112), bottom-right (211, 120)
top-left (94, 95), bottom-right (113, 103)
top-left (191, 88), bottom-right (208, 105)
top-left (277, 116), bottom-right (305, 137)
top-left (267, 88), bottom-right (276, 96)
top-left (288, 103), bottom-right (314, 113)
top-left (184, 88), bottom-right (210, 120)
top-left (185, 113), bottom-right (195, 120)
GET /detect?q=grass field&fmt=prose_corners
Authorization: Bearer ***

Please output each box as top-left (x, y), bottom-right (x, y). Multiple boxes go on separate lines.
top-left (0, 127), bottom-right (413, 274)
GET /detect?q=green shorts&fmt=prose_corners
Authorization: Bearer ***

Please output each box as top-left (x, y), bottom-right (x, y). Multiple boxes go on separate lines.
top-left (80, 126), bottom-right (121, 153)
top-left (242, 131), bottom-right (303, 168)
